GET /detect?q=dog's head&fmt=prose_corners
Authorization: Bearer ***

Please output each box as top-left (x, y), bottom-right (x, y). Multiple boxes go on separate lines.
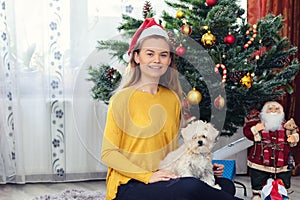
top-left (181, 120), bottom-right (219, 154)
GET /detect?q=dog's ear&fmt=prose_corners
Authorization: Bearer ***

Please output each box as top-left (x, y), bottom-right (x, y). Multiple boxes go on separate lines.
top-left (206, 122), bottom-right (219, 141)
top-left (180, 120), bottom-right (199, 141)
top-left (180, 123), bottom-right (192, 141)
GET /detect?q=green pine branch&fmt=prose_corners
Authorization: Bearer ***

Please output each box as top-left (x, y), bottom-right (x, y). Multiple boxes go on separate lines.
top-left (96, 40), bottom-right (129, 65)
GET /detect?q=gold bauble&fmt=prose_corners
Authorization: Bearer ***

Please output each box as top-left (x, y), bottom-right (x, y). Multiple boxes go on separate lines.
top-left (187, 88), bottom-right (202, 105)
top-left (240, 73), bottom-right (253, 88)
top-left (176, 9), bottom-right (184, 18)
top-left (201, 30), bottom-right (216, 47)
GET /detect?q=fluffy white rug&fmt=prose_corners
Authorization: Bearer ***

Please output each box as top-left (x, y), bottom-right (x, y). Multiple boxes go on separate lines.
top-left (32, 188), bottom-right (106, 200)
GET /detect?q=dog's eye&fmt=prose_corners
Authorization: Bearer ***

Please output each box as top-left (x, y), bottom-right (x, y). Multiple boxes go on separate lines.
top-left (202, 135), bottom-right (207, 139)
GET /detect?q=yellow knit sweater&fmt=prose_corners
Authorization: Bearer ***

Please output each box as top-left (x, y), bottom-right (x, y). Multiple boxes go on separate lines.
top-left (101, 86), bottom-right (181, 200)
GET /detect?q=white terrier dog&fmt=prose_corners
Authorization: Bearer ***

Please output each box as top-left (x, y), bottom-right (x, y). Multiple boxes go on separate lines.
top-left (159, 120), bottom-right (220, 189)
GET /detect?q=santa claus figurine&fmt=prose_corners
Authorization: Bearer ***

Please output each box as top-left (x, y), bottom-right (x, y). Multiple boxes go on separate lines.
top-left (243, 101), bottom-right (299, 200)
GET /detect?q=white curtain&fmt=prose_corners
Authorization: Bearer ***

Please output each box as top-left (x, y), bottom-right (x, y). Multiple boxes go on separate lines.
top-left (0, 0), bottom-right (183, 184)
top-left (0, 0), bottom-right (125, 183)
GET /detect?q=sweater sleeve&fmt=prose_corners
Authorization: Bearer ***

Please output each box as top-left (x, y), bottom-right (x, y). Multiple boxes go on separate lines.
top-left (101, 100), bottom-right (153, 184)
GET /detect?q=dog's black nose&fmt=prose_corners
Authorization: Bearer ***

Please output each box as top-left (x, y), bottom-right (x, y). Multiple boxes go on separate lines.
top-left (198, 140), bottom-right (203, 146)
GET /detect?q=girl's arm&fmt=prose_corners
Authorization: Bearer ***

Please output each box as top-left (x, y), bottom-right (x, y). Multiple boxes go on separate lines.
top-left (101, 102), bottom-right (153, 183)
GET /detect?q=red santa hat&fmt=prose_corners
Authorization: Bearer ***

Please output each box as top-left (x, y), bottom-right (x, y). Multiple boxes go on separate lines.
top-left (127, 18), bottom-right (169, 55)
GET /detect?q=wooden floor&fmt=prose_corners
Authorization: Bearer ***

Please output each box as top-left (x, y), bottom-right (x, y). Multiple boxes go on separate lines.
top-left (0, 175), bottom-right (299, 200)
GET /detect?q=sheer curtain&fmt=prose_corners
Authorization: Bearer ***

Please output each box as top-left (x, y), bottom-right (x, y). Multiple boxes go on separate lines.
top-left (0, 0), bottom-right (125, 183)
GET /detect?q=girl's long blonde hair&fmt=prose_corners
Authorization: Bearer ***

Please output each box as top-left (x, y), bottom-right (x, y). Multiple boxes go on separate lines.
top-left (115, 35), bottom-right (183, 100)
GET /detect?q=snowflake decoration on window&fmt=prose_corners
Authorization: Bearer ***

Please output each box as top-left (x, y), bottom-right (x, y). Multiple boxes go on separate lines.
top-left (125, 5), bottom-right (133, 13)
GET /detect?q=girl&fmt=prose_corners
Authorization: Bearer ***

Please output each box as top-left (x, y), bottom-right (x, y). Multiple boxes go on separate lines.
top-left (101, 18), bottom-right (241, 200)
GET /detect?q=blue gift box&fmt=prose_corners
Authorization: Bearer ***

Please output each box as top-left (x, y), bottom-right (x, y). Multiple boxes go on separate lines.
top-left (212, 159), bottom-right (236, 180)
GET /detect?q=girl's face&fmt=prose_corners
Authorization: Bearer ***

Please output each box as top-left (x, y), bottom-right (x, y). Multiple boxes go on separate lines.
top-left (134, 37), bottom-right (171, 82)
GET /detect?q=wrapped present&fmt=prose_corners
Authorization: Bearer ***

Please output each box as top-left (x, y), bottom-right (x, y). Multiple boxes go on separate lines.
top-left (261, 178), bottom-right (288, 200)
top-left (212, 160), bottom-right (235, 180)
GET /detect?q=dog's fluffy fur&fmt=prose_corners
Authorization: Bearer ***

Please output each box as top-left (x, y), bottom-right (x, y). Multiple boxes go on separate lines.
top-left (159, 120), bottom-right (220, 189)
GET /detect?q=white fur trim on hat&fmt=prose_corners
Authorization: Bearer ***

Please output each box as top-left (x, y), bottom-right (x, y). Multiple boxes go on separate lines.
top-left (138, 25), bottom-right (169, 42)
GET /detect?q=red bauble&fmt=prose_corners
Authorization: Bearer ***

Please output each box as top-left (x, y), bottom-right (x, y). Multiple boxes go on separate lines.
top-left (181, 24), bottom-right (192, 35)
top-left (206, 0), bottom-right (217, 6)
top-left (224, 34), bottom-right (235, 45)
top-left (176, 45), bottom-right (186, 56)
top-left (214, 95), bottom-right (225, 109)
top-left (182, 98), bottom-right (190, 109)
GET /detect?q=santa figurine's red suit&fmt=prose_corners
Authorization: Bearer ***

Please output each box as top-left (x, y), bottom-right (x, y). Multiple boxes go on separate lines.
top-left (243, 101), bottom-right (299, 200)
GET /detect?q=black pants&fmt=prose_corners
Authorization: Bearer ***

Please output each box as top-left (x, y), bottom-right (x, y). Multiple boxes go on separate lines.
top-left (115, 177), bottom-right (242, 200)
top-left (249, 168), bottom-right (292, 190)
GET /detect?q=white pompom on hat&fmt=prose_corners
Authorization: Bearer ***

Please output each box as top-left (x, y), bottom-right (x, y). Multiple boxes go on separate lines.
top-left (127, 18), bottom-right (169, 55)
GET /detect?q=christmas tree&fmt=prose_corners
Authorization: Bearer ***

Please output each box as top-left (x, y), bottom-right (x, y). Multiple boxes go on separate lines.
top-left (88, 0), bottom-right (300, 136)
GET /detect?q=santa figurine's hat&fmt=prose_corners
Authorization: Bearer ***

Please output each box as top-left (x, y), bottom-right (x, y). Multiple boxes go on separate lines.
top-left (127, 18), bottom-right (169, 55)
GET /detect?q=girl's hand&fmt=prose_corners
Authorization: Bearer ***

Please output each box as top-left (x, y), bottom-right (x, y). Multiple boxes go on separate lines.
top-left (149, 170), bottom-right (178, 183)
top-left (213, 163), bottom-right (224, 178)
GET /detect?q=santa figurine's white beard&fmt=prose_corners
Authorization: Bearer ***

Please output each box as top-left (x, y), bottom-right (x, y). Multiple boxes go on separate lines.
top-left (260, 112), bottom-right (285, 132)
